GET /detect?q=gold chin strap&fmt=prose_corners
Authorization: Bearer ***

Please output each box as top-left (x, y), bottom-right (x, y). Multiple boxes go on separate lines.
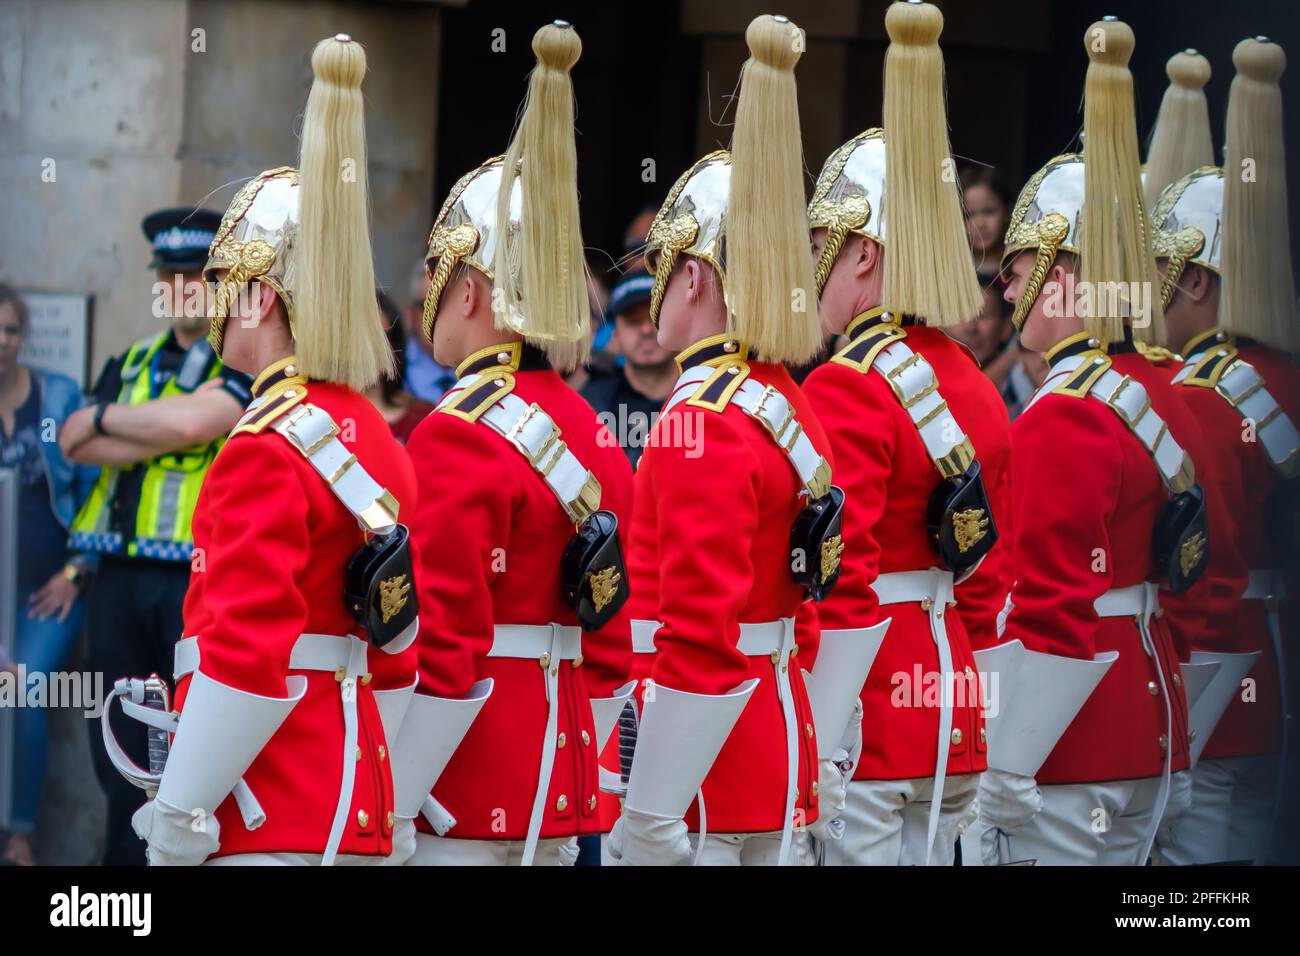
top-left (1009, 213), bottom-right (1071, 332)
top-left (1158, 226), bottom-right (1207, 312)
top-left (647, 214), bottom-right (700, 327)
top-left (208, 239), bottom-right (276, 354)
top-left (423, 222), bottom-right (481, 339)
top-left (809, 195), bottom-right (871, 296)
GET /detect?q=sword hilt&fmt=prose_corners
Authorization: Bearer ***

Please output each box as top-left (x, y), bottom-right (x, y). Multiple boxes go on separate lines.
top-left (143, 674), bottom-right (171, 778)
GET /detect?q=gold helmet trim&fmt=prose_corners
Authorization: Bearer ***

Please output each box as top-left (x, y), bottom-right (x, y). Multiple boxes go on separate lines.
top-left (1002, 154), bottom-right (1084, 331)
top-left (1150, 165), bottom-right (1223, 311)
top-left (204, 167), bottom-right (300, 353)
top-left (643, 150), bottom-right (731, 326)
top-left (807, 128), bottom-right (886, 295)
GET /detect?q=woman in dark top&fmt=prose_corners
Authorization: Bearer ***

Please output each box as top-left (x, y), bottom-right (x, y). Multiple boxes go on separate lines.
top-left (0, 283), bottom-right (97, 865)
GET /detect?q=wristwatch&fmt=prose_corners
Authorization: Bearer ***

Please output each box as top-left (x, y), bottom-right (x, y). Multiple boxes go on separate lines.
top-left (61, 563), bottom-right (83, 588)
top-left (93, 402), bottom-right (111, 437)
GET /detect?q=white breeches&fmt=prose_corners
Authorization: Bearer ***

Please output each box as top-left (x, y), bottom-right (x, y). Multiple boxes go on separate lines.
top-left (822, 774), bottom-right (979, 866)
top-left (1002, 777), bottom-right (1162, 866)
top-left (406, 832), bottom-right (578, 866)
top-left (1157, 755), bottom-right (1280, 866)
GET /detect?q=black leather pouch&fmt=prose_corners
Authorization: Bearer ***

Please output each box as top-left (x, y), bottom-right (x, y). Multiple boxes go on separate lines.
top-left (790, 485), bottom-right (846, 602)
top-left (562, 510), bottom-right (629, 631)
top-left (345, 524), bottom-right (419, 648)
top-left (926, 461), bottom-right (998, 576)
top-left (1153, 484), bottom-right (1208, 594)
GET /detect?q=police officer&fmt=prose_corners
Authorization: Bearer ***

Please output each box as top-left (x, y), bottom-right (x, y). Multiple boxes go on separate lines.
top-left (58, 206), bottom-right (253, 864)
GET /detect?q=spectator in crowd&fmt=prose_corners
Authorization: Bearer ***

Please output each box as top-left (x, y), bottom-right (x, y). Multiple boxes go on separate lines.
top-left (57, 207), bottom-right (254, 865)
top-left (1004, 346), bottom-right (1050, 420)
top-left (949, 282), bottom-right (1017, 383)
top-left (565, 265), bottom-right (617, 393)
top-left (400, 259), bottom-right (458, 402)
top-left (371, 291), bottom-right (435, 444)
top-left (0, 283), bottom-right (98, 865)
top-left (960, 165), bottom-right (1014, 281)
top-left (620, 204), bottom-right (658, 276)
top-left (580, 273), bottom-right (675, 467)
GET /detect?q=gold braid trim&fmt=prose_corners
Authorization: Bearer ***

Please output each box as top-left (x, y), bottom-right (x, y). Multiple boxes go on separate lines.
top-left (810, 194), bottom-right (870, 295)
top-left (208, 239), bottom-right (276, 354)
top-left (1010, 213), bottom-right (1070, 332)
top-left (646, 214), bottom-right (699, 327)
top-left (422, 223), bottom-right (480, 339)
top-left (1158, 226), bottom-right (1206, 312)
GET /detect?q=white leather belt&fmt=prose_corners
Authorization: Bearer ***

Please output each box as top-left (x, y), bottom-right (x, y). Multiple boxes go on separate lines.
top-left (626, 617), bottom-right (801, 865)
top-left (1092, 582), bottom-right (1171, 864)
top-left (484, 623), bottom-right (582, 867)
top-left (873, 569), bottom-right (955, 865)
top-left (174, 631), bottom-right (369, 868)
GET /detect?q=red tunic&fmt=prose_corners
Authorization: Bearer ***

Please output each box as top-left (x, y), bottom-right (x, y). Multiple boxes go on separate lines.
top-left (1003, 336), bottom-right (1191, 784)
top-left (405, 343), bottom-right (633, 841)
top-left (801, 317), bottom-right (1008, 782)
top-left (177, 369), bottom-right (419, 859)
top-left (1185, 337), bottom-right (1299, 758)
top-left (626, 335), bottom-right (827, 834)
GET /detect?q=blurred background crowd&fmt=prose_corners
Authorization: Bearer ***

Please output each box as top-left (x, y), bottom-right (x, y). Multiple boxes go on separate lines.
top-left (1, 0), bottom-right (1297, 865)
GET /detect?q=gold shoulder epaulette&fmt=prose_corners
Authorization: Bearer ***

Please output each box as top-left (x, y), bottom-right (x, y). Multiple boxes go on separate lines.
top-left (684, 361), bottom-right (750, 412)
top-left (439, 370), bottom-right (516, 423)
top-left (1180, 343), bottom-right (1239, 389)
top-left (830, 323), bottom-right (908, 373)
top-left (1052, 352), bottom-right (1113, 398)
top-left (229, 387), bottom-right (309, 438)
top-left (1136, 342), bottom-right (1180, 365)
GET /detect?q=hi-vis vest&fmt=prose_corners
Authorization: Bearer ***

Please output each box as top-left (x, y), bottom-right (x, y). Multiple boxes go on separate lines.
top-left (69, 330), bottom-right (225, 561)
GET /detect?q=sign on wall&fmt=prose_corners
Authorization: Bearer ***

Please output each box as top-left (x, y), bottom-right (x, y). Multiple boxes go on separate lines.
top-left (17, 292), bottom-right (93, 389)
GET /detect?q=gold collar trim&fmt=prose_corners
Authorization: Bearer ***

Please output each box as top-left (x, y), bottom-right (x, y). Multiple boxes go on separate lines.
top-left (1045, 331), bottom-right (1104, 368)
top-left (1181, 326), bottom-right (1231, 360)
top-left (457, 340), bottom-right (523, 378)
top-left (675, 333), bottom-right (749, 372)
top-left (251, 355), bottom-right (306, 398)
top-left (845, 306), bottom-right (893, 339)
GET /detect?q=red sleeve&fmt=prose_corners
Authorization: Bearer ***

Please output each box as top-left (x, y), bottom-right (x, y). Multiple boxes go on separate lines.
top-left (191, 437), bottom-right (312, 698)
top-left (801, 364), bottom-right (895, 627)
top-left (1002, 396), bottom-right (1120, 660)
top-left (580, 445), bottom-right (635, 698)
top-left (1167, 390), bottom-right (1251, 657)
top-left (405, 413), bottom-right (516, 698)
top-left (647, 409), bottom-right (761, 696)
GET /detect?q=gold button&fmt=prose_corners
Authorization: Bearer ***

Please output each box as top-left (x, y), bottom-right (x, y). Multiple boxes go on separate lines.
top-left (357, 809), bottom-right (370, 828)
top-left (781, 663), bottom-right (788, 673)
top-left (790, 644), bottom-right (799, 659)
top-left (361, 673), bottom-right (373, 686)
top-left (572, 655), bottom-right (583, 668)
top-left (538, 653), bottom-right (551, 669)
top-left (964, 666), bottom-right (975, 680)
top-left (378, 745), bottom-right (386, 762)
top-left (810, 781), bottom-right (819, 801)
top-left (795, 786), bottom-right (800, 801)
top-left (1148, 681), bottom-right (1159, 696)
top-left (805, 722), bottom-right (814, 739)
top-left (556, 794), bottom-right (568, 812)
top-left (588, 795), bottom-right (598, 811)
top-left (979, 727), bottom-right (987, 743)
top-left (948, 600), bottom-right (957, 609)
top-left (1172, 673), bottom-right (1182, 687)
top-left (496, 352), bottom-right (510, 365)
top-left (355, 747), bottom-right (362, 761)
top-left (557, 733), bottom-right (567, 749)
top-left (770, 650), bottom-right (780, 665)
top-left (551, 665), bottom-right (559, 676)
top-left (1159, 734), bottom-right (1169, 751)
top-left (951, 728), bottom-right (963, 745)
top-left (334, 667), bottom-right (347, 682)
top-left (285, 364), bottom-right (297, 376)
top-left (920, 598), bottom-right (932, 611)
top-left (386, 811), bottom-right (395, 829)
top-left (581, 730), bottom-right (591, 746)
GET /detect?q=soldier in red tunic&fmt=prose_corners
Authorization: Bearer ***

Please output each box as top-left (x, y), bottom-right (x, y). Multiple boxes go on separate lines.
top-left (400, 21), bottom-right (635, 867)
top-left (609, 13), bottom-right (847, 866)
top-left (1153, 38), bottom-right (1299, 864)
top-left (986, 18), bottom-right (1201, 865)
top-left (103, 35), bottom-right (426, 865)
top-left (800, 0), bottom-right (1008, 866)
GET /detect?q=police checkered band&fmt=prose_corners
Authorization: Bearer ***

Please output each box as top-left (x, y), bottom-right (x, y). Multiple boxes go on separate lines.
top-left (134, 538), bottom-right (194, 562)
top-left (152, 227), bottom-right (216, 253)
top-left (69, 531), bottom-right (124, 555)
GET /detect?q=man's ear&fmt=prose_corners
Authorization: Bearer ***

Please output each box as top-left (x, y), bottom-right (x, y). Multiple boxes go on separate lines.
top-left (461, 271), bottom-right (480, 317)
top-left (257, 281), bottom-right (278, 324)
top-left (683, 258), bottom-right (702, 305)
top-left (1185, 264), bottom-right (1213, 305)
top-left (855, 235), bottom-right (882, 279)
